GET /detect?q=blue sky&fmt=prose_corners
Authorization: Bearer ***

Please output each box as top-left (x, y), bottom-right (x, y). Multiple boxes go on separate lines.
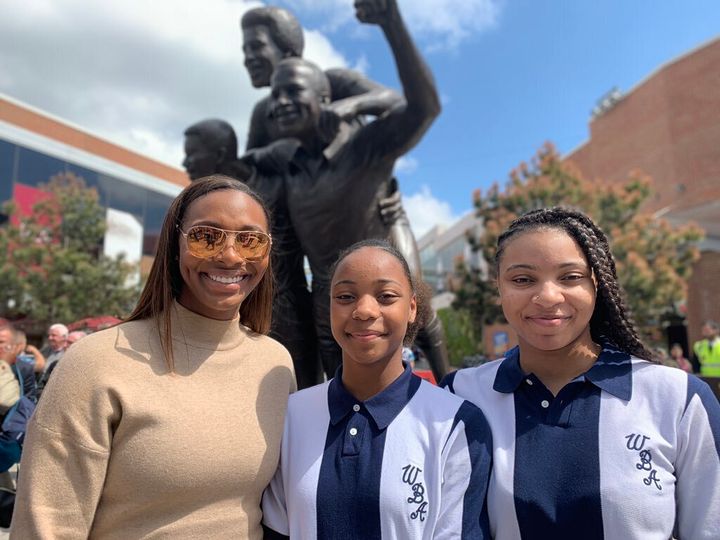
top-left (1, 0), bottom-right (718, 236)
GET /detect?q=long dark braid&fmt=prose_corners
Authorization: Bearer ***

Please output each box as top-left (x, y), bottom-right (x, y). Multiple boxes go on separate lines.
top-left (495, 207), bottom-right (653, 361)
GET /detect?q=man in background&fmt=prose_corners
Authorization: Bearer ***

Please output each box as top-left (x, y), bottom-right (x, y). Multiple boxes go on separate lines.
top-left (38, 323), bottom-right (68, 398)
top-left (36, 330), bottom-right (88, 395)
top-left (40, 324), bottom-right (68, 375)
top-left (12, 330), bottom-right (45, 376)
top-left (694, 320), bottom-right (720, 377)
top-left (66, 331), bottom-right (87, 348)
top-left (0, 323), bottom-right (36, 403)
top-left (0, 321), bottom-right (36, 510)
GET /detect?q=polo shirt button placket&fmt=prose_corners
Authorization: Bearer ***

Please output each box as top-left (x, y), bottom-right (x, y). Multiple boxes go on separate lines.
top-left (343, 404), bottom-right (366, 455)
top-left (343, 422), bottom-right (363, 454)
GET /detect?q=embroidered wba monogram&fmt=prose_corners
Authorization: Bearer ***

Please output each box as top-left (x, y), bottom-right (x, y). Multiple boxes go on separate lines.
top-left (625, 433), bottom-right (648, 451)
top-left (402, 464), bottom-right (428, 522)
top-left (625, 433), bottom-right (662, 491)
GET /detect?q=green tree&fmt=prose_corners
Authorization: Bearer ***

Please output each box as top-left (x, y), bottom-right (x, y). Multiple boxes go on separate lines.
top-left (0, 173), bottom-right (140, 331)
top-left (454, 142), bottom-right (703, 343)
top-left (436, 307), bottom-right (480, 366)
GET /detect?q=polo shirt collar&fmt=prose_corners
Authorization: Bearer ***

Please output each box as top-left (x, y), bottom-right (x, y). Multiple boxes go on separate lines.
top-left (328, 362), bottom-right (421, 430)
top-left (493, 347), bottom-right (525, 394)
top-left (585, 346), bottom-right (633, 401)
top-left (493, 344), bottom-right (633, 401)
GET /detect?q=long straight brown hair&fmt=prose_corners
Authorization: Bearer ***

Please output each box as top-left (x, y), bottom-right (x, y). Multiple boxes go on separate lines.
top-left (126, 175), bottom-right (274, 372)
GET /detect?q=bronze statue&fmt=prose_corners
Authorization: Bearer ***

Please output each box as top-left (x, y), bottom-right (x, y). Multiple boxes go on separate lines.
top-left (262, 0), bottom-right (449, 379)
top-left (182, 2), bottom-right (451, 386)
top-left (182, 120), bottom-right (321, 389)
top-left (183, 119), bottom-right (252, 182)
top-left (240, 6), bottom-right (403, 150)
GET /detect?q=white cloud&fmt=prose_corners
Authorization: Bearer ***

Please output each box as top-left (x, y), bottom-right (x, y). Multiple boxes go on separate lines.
top-left (395, 156), bottom-right (419, 175)
top-left (284, 0), bottom-right (502, 50)
top-left (403, 185), bottom-right (460, 238)
top-left (304, 30), bottom-right (349, 69)
top-left (352, 54), bottom-right (370, 75)
top-left (0, 0), bottom-right (348, 168)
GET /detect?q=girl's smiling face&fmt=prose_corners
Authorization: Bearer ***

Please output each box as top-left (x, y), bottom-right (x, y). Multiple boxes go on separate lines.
top-left (330, 246), bottom-right (417, 369)
top-left (497, 227), bottom-right (597, 354)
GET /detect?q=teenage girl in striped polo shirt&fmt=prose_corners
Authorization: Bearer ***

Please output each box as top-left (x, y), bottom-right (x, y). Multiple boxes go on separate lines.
top-left (263, 240), bottom-right (493, 539)
top-left (443, 207), bottom-right (720, 540)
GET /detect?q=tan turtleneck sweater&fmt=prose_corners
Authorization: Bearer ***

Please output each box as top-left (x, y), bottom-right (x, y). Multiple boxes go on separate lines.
top-left (10, 302), bottom-right (295, 539)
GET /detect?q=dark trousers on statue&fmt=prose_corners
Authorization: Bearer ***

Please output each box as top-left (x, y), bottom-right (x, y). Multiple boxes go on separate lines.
top-left (311, 280), bottom-right (343, 379)
top-left (271, 286), bottom-right (323, 390)
top-left (414, 312), bottom-right (450, 382)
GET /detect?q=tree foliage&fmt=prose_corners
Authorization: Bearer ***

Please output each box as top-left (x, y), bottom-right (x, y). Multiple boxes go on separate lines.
top-left (0, 173), bottom-right (140, 331)
top-left (436, 307), bottom-right (480, 366)
top-left (454, 142), bottom-right (703, 342)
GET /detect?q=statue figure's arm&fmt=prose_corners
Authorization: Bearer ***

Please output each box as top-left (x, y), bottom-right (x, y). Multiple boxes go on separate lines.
top-left (325, 68), bottom-right (405, 121)
top-left (240, 139), bottom-right (300, 176)
top-left (353, 0), bottom-right (441, 160)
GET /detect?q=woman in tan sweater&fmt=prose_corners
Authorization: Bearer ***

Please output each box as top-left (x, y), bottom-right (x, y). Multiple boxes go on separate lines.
top-left (11, 175), bottom-right (296, 539)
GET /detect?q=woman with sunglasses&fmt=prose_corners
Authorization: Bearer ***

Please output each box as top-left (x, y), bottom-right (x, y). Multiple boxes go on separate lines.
top-left (12, 175), bottom-right (296, 539)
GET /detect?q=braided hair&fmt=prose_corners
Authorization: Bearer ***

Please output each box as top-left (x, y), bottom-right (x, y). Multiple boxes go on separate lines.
top-left (495, 207), bottom-right (653, 360)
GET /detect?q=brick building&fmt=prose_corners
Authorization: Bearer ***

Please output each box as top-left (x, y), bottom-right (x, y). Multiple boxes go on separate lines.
top-left (565, 37), bottom-right (720, 348)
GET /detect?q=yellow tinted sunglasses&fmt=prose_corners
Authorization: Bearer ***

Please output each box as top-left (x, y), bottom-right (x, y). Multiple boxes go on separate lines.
top-left (179, 225), bottom-right (272, 260)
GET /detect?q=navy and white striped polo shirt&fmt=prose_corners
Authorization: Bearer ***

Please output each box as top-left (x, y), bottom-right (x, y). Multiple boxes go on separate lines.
top-left (442, 346), bottom-right (720, 540)
top-left (262, 363), bottom-right (493, 539)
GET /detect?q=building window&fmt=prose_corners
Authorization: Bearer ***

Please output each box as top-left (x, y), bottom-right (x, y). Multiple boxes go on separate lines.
top-left (15, 147), bottom-right (66, 188)
top-left (66, 163), bottom-right (105, 204)
top-left (143, 190), bottom-right (173, 256)
top-left (100, 174), bottom-right (146, 225)
top-left (0, 140), bottom-right (16, 206)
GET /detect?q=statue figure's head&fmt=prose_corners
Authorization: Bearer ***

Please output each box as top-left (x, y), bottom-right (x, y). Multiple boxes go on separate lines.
top-left (183, 119), bottom-right (238, 181)
top-left (269, 58), bottom-right (331, 142)
top-left (241, 7), bottom-right (304, 88)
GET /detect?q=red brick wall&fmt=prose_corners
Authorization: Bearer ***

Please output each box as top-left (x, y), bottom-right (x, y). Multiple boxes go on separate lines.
top-left (665, 40), bottom-right (720, 211)
top-left (565, 38), bottom-right (720, 344)
top-left (567, 38), bottom-right (720, 213)
top-left (687, 250), bottom-right (720, 347)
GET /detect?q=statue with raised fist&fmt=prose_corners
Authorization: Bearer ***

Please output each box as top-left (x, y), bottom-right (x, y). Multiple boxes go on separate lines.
top-left (260, 0), bottom-right (449, 380)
